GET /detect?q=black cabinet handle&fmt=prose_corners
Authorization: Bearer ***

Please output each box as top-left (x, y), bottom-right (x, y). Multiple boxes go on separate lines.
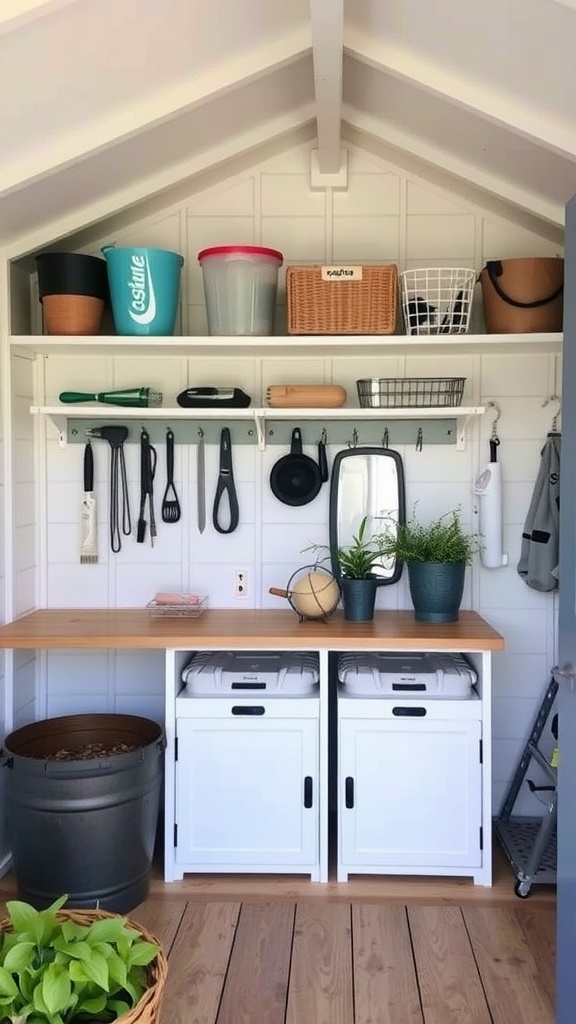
top-left (345, 776), bottom-right (354, 808)
top-left (392, 706), bottom-right (427, 717)
top-left (231, 706), bottom-right (265, 716)
top-left (304, 776), bottom-right (313, 808)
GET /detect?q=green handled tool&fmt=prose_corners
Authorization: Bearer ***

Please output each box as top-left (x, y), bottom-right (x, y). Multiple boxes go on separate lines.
top-left (59, 387), bottom-right (163, 407)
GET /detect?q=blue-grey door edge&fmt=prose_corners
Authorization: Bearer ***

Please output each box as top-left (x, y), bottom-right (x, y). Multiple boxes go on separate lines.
top-left (556, 193), bottom-right (576, 1024)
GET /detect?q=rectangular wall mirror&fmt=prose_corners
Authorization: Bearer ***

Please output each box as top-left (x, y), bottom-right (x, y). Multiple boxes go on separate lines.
top-left (329, 447), bottom-right (406, 585)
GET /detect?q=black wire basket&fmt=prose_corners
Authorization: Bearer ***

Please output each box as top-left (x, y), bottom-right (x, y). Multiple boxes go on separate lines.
top-left (356, 377), bottom-right (466, 409)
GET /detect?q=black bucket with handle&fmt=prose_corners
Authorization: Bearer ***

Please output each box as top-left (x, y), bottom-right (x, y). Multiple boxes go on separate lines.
top-left (1, 714), bottom-right (164, 912)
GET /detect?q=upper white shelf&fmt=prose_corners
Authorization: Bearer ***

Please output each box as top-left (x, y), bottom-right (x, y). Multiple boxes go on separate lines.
top-left (10, 333), bottom-right (563, 358)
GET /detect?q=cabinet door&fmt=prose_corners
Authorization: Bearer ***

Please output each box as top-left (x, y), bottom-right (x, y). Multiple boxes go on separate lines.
top-left (175, 717), bottom-right (318, 867)
top-left (340, 718), bottom-right (482, 869)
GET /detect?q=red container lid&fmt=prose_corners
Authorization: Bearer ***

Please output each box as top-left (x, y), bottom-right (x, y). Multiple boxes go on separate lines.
top-left (198, 245), bottom-right (283, 265)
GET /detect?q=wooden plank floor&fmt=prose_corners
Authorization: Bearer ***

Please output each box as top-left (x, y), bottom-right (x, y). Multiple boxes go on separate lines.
top-left (0, 852), bottom-right (556, 1024)
top-left (131, 897), bottom-right (555, 1024)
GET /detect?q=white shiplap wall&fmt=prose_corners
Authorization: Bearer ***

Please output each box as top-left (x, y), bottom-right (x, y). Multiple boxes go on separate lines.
top-left (29, 142), bottom-right (562, 816)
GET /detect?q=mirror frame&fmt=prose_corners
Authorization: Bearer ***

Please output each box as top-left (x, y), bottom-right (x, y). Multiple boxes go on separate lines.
top-left (328, 447), bottom-right (406, 587)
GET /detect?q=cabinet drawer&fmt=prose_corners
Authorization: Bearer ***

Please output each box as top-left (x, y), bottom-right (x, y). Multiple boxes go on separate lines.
top-left (175, 695), bottom-right (320, 719)
top-left (337, 695), bottom-right (481, 721)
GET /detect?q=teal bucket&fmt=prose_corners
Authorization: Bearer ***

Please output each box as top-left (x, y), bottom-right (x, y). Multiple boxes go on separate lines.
top-left (102, 246), bottom-right (184, 336)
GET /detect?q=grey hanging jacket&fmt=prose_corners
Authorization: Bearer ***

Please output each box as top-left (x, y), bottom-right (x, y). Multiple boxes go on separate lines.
top-left (517, 433), bottom-right (561, 592)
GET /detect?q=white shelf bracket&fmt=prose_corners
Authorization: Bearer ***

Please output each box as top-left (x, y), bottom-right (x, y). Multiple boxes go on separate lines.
top-left (253, 411), bottom-right (266, 451)
top-left (456, 414), bottom-right (474, 451)
top-left (48, 414), bottom-right (68, 448)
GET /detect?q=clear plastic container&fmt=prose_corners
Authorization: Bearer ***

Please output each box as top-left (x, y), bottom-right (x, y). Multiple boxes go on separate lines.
top-left (198, 245), bottom-right (283, 336)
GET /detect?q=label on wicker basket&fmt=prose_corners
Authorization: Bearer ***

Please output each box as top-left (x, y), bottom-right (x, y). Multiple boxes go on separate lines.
top-left (321, 266), bottom-right (363, 281)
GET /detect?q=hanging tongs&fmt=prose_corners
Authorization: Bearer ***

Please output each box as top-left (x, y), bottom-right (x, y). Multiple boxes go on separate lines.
top-left (137, 428), bottom-right (157, 546)
top-left (86, 425), bottom-right (131, 553)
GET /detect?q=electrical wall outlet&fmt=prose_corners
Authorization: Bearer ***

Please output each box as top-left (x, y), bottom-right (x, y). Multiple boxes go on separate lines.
top-left (234, 569), bottom-right (248, 599)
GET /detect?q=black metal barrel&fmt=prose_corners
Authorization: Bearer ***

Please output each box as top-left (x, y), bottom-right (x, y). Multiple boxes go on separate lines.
top-left (2, 714), bottom-right (164, 913)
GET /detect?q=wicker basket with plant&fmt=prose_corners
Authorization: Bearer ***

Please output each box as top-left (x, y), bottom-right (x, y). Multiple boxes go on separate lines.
top-left (0, 894), bottom-right (168, 1024)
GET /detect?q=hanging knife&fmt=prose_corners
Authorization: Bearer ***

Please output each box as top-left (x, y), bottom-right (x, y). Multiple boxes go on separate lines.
top-left (80, 442), bottom-right (98, 564)
top-left (197, 431), bottom-right (206, 533)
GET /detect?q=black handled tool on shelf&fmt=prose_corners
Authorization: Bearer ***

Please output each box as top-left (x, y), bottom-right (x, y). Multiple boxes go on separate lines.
top-left (86, 426), bottom-right (131, 553)
top-left (137, 428), bottom-right (158, 545)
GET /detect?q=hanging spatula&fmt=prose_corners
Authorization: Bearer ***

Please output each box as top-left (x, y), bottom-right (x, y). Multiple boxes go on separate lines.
top-left (161, 428), bottom-right (181, 523)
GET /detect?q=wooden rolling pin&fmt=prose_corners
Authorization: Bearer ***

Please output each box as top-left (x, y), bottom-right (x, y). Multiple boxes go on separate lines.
top-left (266, 384), bottom-right (347, 408)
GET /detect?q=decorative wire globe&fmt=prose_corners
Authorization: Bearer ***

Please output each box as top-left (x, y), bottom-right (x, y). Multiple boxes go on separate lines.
top-left (285, 565), bottom-right (340, 620)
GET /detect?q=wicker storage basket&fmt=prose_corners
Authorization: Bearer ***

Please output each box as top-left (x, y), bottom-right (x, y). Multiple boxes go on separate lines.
top-left (0, 907), bottom-right (168, 1024)
top-left (286, 264), bottom-right (398, 335)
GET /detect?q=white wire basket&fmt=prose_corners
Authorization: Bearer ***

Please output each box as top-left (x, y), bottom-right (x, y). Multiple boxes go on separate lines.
top-left (400, 268), bottom-right (476, 335)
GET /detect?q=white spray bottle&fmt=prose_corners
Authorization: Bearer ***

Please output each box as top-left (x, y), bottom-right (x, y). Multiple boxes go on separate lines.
top-left (473, 433), bottom-right (508, 568)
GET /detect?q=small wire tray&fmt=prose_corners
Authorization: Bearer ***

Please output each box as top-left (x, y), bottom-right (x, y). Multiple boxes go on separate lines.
top-left (147, 597), bottom-right (208, 618)
top-left (357, 377), bottom-right (466, 409)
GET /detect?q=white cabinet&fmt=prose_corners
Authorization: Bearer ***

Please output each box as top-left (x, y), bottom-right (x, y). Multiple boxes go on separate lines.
top-left (0, 610), bottom-right (502, 886)
top-left (172, 695), bottom-right (321, 879)
top-left (337, 697), bottom-right (484, 882)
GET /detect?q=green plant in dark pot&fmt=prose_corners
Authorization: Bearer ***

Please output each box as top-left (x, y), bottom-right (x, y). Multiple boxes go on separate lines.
top-left (380, 507), bottom-right (481, 622)
top-left (0, 893), bottom-right (167, 1024)
top-left (307, 516), bottom-right (389, 621)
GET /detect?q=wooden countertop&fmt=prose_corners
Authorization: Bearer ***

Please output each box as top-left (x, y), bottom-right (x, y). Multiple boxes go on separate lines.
top-left (0, 609), bottom-right (505, 651)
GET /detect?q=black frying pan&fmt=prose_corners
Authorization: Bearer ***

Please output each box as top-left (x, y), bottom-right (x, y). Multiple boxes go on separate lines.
top-left (270, 427), bottom-right (322, 506)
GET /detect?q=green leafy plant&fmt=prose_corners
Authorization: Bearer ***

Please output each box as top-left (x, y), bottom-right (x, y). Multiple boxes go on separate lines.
top-left (307, 515), bottom-right (390, 579)
top-left (0, 893), bottom-right (160, 1024)
top-left (379, 507), bottom-right (481, 565)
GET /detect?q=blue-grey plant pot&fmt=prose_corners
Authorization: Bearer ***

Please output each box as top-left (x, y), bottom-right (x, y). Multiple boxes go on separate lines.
top-left (408, 561), bottom-right (466, 622)
top-left (340, 577), bottom-right (378, 622)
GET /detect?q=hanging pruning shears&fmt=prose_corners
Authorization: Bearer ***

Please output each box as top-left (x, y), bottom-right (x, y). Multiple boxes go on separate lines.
top-left (137, 428), bottom-right (157, 546)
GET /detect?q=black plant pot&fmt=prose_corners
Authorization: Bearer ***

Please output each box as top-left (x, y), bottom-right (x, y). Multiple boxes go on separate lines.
top-left (36, 252), bottom-right (109, 335)
top-left (36, 252), bottom-right (109, 300)
top-left (408, 561), bottom-right (466, 622)
top-left (340, 577), bottom-right (378, 622)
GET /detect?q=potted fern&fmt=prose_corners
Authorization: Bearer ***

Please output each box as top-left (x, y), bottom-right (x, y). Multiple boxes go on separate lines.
top-left (0, 893), bottom-right (168, 1024)
top-left (308, 516), bottom-right (390, 621)
top-left (379, 506), bottom-right (481, 622)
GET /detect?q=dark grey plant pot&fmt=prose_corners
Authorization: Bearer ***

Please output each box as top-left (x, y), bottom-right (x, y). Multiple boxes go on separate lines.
top-left (340, 576), bottom-right (378, 622)
top-left (407, 561), bottom-right (466, 622)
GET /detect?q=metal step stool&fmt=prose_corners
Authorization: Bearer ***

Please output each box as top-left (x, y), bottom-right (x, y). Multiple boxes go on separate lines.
top-left (493, 675), bottom-right (558, 898)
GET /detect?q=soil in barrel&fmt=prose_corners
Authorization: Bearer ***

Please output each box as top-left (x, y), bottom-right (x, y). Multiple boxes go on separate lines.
top-left (31, 742), bottom-right (139, 761)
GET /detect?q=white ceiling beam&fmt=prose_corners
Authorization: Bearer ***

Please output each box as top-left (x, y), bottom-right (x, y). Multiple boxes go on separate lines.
top-left (345, 28), bottom-right (576, 164)
top-left (0, 28), bottom-right (310, 199)
top-left (343, 105), bottom-right (565, 227)
top-left (0, 0), bottom-right (80, 35)
top-left (310, 0), bottom-right (344, 175)
top-left (5, 110), bottom-right (317, 259)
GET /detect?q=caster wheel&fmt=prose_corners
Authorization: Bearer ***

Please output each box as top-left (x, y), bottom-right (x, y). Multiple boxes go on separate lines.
top-left (514, 880), bottom-right (532, 899)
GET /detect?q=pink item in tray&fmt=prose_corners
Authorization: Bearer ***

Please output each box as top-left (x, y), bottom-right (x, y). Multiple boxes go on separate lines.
top-left (154, 592), bottom-right (201, 605)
